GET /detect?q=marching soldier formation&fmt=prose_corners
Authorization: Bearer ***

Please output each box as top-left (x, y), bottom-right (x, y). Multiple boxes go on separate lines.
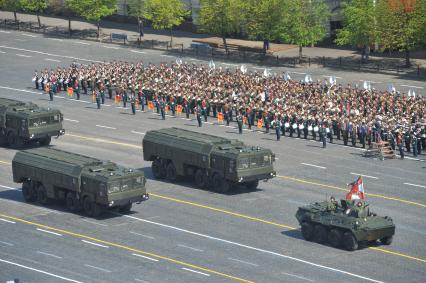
top-left (33, 61), bottom-right (426, 157)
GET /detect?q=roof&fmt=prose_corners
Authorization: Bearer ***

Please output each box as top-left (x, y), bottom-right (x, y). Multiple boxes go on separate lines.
top-left (0, 98), bottom-right (61, 117)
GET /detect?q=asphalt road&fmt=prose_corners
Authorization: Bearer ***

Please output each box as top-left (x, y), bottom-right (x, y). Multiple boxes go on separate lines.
top-left (0, 29), bottom-right (425, 283)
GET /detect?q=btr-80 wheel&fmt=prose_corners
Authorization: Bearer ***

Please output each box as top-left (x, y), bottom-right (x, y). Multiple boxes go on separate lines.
top-left (343, 232), bottom-right (358, 251)
top-left (314, 225), bottom-right (328, 243)
top-left (380, 236), bottom-right (393, 245)
top-left (328, 229), bottom-right (343, 248)
top-left (301, 222), bottom-right (314, 241)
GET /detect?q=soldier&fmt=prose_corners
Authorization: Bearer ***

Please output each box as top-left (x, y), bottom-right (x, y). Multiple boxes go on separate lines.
top-left (130, 94), bottom-right (136, 115)
top-left (327, 196), bottom-right (338, 211)
top-left (95, 90), bottom-right (101, 109)
top-left (47, 82), bottom-right (54, 101)
top-left (320, 124), bottom-right (327, 148)
top-left (359, 121), bottom-right (367, 148)
top-left (196, 105), bottom-right (202, 127)
top-left (342, 120), bottom-right (349, 146)
top-left (236, 112), bottom-right (243, 134)
top-left (303, 119), bottom-right (309, 139)
top-left (412, 133), bottom-right (418, 157)
top-left (184, 99), bottom-right (190, 119)
top-left (275, 118), bottom-right (281, 141)
top-left (34, 70), bottom-right (39, 89)
top-left (74, 79), bottom-right (80, 100)
top-left (159, 98), bottom-right (166, 120)
top-left (396, 131), bottom-right (404, 160)
top-left (122, 89), bottom-right (128, 108)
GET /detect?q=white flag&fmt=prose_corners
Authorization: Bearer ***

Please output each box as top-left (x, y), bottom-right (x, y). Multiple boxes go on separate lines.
top-left (240, 64), bottom-right (247, 74)
top-left (208, 60), bottom-right (215, 70)
top-left (304, 74), bottom-right (313, 83)
top-left (283, 71), bottom-right (291, 81)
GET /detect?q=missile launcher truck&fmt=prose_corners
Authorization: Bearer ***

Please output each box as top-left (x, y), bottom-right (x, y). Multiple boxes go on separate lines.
top-left (296, 199), bottom-right (395, 251)
top-left (12, 147), bottom-right (149, 217)
top-left (0, 98), bottom-right (65, 147)
top-left (143, 127), bottom-right (276, 193)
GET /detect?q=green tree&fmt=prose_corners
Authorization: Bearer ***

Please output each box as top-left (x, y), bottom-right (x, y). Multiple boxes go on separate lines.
top-left (197, 0), bottom-right (243, 53)
top-left (128, 0), bottom-right (145, 42)
top-left (21, 0), bottom-right (48, 28)
top-left (243, 0), bottom-right (285, 52)
top-left (375, 0), bottom-right (426, 67)
top-left (335, 0), bottom-right (378, 61)
top-left (143, 0), bottom-right (189, 46)
top-left (281, 0), bottom-right (330, 59)
top-left (0, 0), bottom-right (24, 24)
top-left (65, 0), bottom-right (116, 38)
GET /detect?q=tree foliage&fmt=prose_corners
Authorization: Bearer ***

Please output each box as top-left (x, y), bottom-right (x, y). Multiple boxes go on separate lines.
top-left (0, 0), bottom-right (24, 23)
top-left (21, 0), bottom-right (48, 27)
top-left (335, 0), bottom-right (377, 48)
top-left (128, 0), bottom-right (144, 19)
top-left (281, 0), bottom-right (330, 58)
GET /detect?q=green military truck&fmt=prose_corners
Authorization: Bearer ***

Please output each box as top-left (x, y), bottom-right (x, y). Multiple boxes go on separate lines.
top-left (12, 147), bottom-right (149, 217)
top-left (0, 98), bottom-right (65, 148)
top-left (143, 127), bottom-right (276, 193)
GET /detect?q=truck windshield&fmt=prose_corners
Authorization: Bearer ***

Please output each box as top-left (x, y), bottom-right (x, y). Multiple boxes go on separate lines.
top-left (29, 115), bottom-right (60, 127)
top-left (108, 177), bottom-right (143, 193)
top-left (238, 154), bottom-right (271, 169)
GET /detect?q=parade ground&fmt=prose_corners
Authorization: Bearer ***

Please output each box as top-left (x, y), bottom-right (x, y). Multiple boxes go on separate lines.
top-left (0, 28), bottom-right (425, 283)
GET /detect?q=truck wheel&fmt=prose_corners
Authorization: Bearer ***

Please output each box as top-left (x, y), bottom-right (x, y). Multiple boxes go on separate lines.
top-left (36, 184), bottom-right (50, 205)
top-left (211, 173), bottom-right (230, 193)
top-left (66, 192), bottom-right (79, 212)
top-left (380, 236), bottom-right (393, 245)
top-left (166, 162), bottom-right (177, 181)
top-left (39, 136), bottom-right (51, 146)
top-left (152, 159), bottom-right (165, 179)
top-left (328, 229), bottom-right (343, 248)
top-left (7, 132), bottom-right (23, 148)
top-left (83, 197), bottom-right (102, 217)
top-left (194, 169), bottom-right (207, 189)
top-left (314, 225), bottom-right (328, 243)
top-left (301, 222), bottom-right (314, 241)
top-left (245, 180), bottom-right (259, 190)
top-left (22, 181), bottom-right (36, 202)
top-left (343, 232), bottom-right (358, 251)
top-left (119, 203), bottom-right (132, 213)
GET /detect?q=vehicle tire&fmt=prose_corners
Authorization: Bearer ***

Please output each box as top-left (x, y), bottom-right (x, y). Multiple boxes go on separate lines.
top-left (328, 229), bottom-right (343, 248)
top-left (343, 232), bottom-right (358, 251)
top-left (245, 180), bottom-right (259, 190)
top-left (380, 236), bottom-right (393, 245)
top-left (119, 203), bottom-right (132, 213)
top-left (314, 225), bottom-right (328, 243)
top-left (39, 136), bottom-right (51, 146)
top-left (36, 184), bottom-right (50, 205)
top-left (194, 169), bottom-right (207, 189)
top-left (66, 192), bottom-right (79, 212)
top-left (152, 159), bottom-right (165, 179)
top-left (7, 132), bottom-right (23, 148)
top-left (166, 162), bottom-right (177, 182)
top-left (83, 197), bottom-right (102, 217)
top-left (211, 173), bottom-right (230, 193)
top-left (22, 181), bottom-right (36, 202)
top-left (301, 222), bottom-right (314, 241)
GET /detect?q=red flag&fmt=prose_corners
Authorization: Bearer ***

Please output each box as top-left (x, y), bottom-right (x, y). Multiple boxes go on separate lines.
top-left (346, 176), bottom-right (365, 200)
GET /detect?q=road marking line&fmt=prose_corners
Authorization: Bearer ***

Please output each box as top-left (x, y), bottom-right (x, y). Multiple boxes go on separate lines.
top-left (0, 240), bottom-right (13, 246)
top-left (48, 38), bottom-right (63, 42)
top-left (95, 124), bottom-right (116, 130)
top-left (301, 163), bottom-right (326, 169)
top-left (222, 63), bottom-right (238, 67)
top-left (22, 33), bottom-right (37, 37)
top-left (129, 231), bottom-right (155, 239)
top-left (182, 267), bottom-right (210, 277)
top-left (400, 84), bottom-right (424, 89)
top-left (0, 161), bottom-right (12, 165)
top-left (290, 71), bottom-right (306, 75)
top-left (36, 251), bottom-right (62, 259)
top-left (134, 279), bottom-right (150, 283)
top-left (282, 272), bottom-right (314, 282)
top-left (0, 258), bottom-right (83, 283)
top-left (322, 75), bottom-right (343, 79)
top-left (0, 85), bottom-right (47, 95)
top-left (119, 213), bottom-right (387, 281)
top-left (149, 193), bottom-right (294, 229)
top-left (278, 175), bottom-right (425, 208)
top-left (74, 41), bottom-right (90, 45)
top-left (15, 53), bottom-right (32, 57)
top-left (36, 228), bottom-right (62, 236)
top-left (369, 247), bottom-right (426, 263)
top-left (0, 45), bottom-right (103, 63)
top-left (132, 253), bottom-right (159, 262)
top-left (131, 130), bottom-right (145, 135)
top-left (81, 219), bottom-right (108, 227)
top-left (131, 50), bottom-right (146, 54)
top-left (228, 258), bottom-right (258, 267)
top-left (0, 51), bottom-right (5, 53)
top-left (81, 239), bottom-right (109, 248)
top-left (161, 54), bottom-right (175, 58)
top-left (252, 66), bottom-right (265, 70)
top-left (350, 172), bottom-right (378, 179)
top-left (102, 45), bottom-right (119, 49)
top-left (404, 183), bottom-right (426, 189)
top-left (45, 58), bottom-right (61, 62)
top-left (178, 244), bottom-right (204, 252)
top-left (64, 118), bottom-right (79, 123)
top-left (84, 264), bottom-right (111, 273)
top-left (0, 30), bottom-right (11, 33)
top-left (0, 218), bottom-right (15, 224)
top-left (0, 184), bottom-right (17, 190)
top-left (0, 214), bottom-right (253, 283)
top-left (66, 133), bottom-right (140, 148)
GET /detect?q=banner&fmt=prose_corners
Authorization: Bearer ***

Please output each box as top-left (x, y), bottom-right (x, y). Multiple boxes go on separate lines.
top-left (217, 112), bottom-right (224, 123)
top-left (148, 101), bottom-right (154, 110)
top-left (257, 119), bottom-right (263, 129)
top-left (67, 87), bottom-right (73, 97)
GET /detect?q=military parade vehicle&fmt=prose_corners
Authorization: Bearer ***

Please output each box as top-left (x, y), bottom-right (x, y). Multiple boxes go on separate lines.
top-left (295, 199), bottom-right (395, 251)
top-left (0, 98), bottom-right (65, 148)
top-left (12, 147), bottom-right (149, 217)
top-left (143, 127), bottom-right (276, 193)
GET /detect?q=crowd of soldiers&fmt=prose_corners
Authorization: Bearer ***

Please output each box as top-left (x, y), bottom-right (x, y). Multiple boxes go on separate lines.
top-left (33, 60), bottom-right (426, 157)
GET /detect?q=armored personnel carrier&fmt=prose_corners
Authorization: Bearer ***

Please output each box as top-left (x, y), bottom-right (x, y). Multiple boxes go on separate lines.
top-left (296, 199), bottom-right (395, 251)
top-left (0, 98), bottom-right (65, 147)
top-left (143, 127), bottom-right (276, 193)
top-left (12, 147), bottom-right (148, 217)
